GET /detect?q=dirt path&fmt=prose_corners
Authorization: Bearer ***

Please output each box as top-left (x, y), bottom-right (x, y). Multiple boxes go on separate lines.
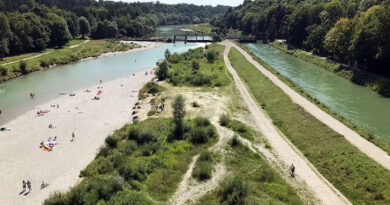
top-left (0, 39), bottom-right (89, 66)
top-left (227, 41), bottom-right (390, 171)
top-left (221, 41), bottom-right (351, 205)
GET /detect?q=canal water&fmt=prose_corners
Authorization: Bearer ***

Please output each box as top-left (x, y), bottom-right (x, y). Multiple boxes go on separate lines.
top-left (244, 43), bottom-right (390, 141)
top-left (0, 42), bottom-right (205, 125)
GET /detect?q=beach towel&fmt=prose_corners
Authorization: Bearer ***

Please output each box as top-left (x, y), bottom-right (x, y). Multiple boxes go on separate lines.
top-left (97, 91), bottom-right (102, 95)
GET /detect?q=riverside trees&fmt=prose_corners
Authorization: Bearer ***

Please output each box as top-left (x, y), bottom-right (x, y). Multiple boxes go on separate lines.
top-left (0, 0), bottom-right (229, 58)
top-left (215, 0), bottom-right (390, 77)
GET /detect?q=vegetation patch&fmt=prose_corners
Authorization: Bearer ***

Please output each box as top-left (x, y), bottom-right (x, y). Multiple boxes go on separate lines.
top-left (197, 143), bottom-right (302, 205)
top-left (219, 114), bottom-right (256, 142)
top-left (163, 44), bottom-right (231, 87)
top-left (228, 47), bottom-right (390, 204)
top-left (192, 151), bottom-right (215, 181)
top-left (138, 81), bottom-right (164, 100)
top-left (44, 117), bottom-right (218, 204)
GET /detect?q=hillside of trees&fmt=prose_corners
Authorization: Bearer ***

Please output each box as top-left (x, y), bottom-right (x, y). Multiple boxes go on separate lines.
top-left (0, 0), bottom-right (229, 58)
top-left (212, 0), bottom-right (390, 77)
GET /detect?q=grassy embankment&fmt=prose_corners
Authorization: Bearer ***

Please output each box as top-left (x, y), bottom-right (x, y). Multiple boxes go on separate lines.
top-left (0, 39), bottom-right (137, 83)
top-left (229, 47), bottom-right (390, 204)
top-left (188, 23), bottom-right (214, 34)
top-left (271, 41), bottom-right (390, 97)
top-left (237, 42), bottom-right (390, 155)
top-left (44, 117), bottom-right (218, 204)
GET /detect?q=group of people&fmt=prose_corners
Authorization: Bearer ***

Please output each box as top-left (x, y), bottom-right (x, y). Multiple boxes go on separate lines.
top-left (21, 180), bottom-right (32, 193)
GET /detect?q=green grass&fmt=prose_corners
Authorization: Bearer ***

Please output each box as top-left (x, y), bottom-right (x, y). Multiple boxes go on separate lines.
top-left (44, 117), bottom-right (218, 204)
top-left (188, 23), bottom-right (214, 34)
top-left (0, 40), bottom-right (137, 83)
top-left (271, 41), bottom-right (390, 97)
top-left (167, 44), bottom-right (231, 87)
top-left (237, 42), bottom-right (390, 155)
top-left (192, 151), bottom-right (215, 181)
top-left (197, 143), bottom-right (302, 205)
top-left (228, 47), bottom-right (390, 204)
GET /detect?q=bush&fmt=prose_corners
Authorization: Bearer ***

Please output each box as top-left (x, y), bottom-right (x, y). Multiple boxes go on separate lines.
top-left (19, 60), bottom-right (27, 74)
top-left (199, 151), bottom-right (213, 162)
top-left (259, 168), bottom-right (275, 183)
top-left (219, 113), bottom-right (231, 126)
top-left (105, 135), bottom-right (118, 148)
top-left (219, 176), bottom-right (247, 205)
top-left (147, 109), bottom-right (157, 116)
top-left (205, 50), bottom-right (218, 63)
top-left (191, 101), bottom-right (200, 107)
top-left (156, 60), bottom-right (168, 80)
top-left (0, 67), bottom-right (7, 76)
top-left (189, 126), bottom-right (209, 144)
top-left (128, 127), bottom-right (140, 141)
top-left (193, 116), bottom-right (211, 127)
top-left (44, 191), bottom-right (68, 205)
top-left (145, 81), bottom-right (161, 94)
top-left (230, 135), bottom-right (240, 147)
top-left (40, 59), bottom-right (49, 67)
top-left (80, 156), bottom-right (114, 177)
top-left (138, 130), bottom-right (157, 145)
top-left (192, 161), bottom-right (212, 181)
top-left (107, 190), bottom-right (154, 205)
top-left (96, 145), bottom-right (113, 158)
top-left (110, 152), bottom-right (126, 168)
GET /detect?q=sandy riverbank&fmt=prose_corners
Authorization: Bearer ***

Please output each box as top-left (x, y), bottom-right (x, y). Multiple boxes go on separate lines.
top-left (0, 69), bottom-right (154, 204)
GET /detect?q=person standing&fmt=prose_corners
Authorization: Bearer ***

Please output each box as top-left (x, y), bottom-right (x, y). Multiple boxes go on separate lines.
top-left (27, 180), bottom-right (31, 192)
top-left (22, 180), bottom-right (26, 192)
top-left (290, 164), bottom-right (295, 177)
top-left (71, 132), bottom-right (75, 141)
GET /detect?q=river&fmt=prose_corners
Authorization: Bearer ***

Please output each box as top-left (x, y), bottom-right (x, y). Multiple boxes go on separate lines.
top-left (244, 43), bottom-right (390, 141)
top-left (0, 40), bottom-right (205, 125)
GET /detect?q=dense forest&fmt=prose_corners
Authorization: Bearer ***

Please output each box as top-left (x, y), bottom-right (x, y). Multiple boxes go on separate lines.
top-left (212, 0), bottom-right (390, 77)
top-left (0, 0), bottom-right (229, 57)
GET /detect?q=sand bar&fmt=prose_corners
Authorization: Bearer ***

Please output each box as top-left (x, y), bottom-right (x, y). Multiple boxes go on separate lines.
top-left (0, 68), bottom-right (154, 204)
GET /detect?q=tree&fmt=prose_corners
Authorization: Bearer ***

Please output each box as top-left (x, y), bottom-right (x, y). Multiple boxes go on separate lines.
top-left (172, 94), bottom-right (185, 120)
top-left (205, 50), bottom-right (218, 63)
top-left (48, 13), bottom-right (72, 48)
top-left (171, 94), bottom-right (186, 139)
top-left (164, 49), bottom-right (171, 60)
top-left (78, 17), bottom-right (90, 39)
top-left (156, 60), bottom-right (168, 80)
top-left (325, 17), bottom-right (357, 63)
top-left (0, 12), bottom-right (11, 60)
top-left (191, 60), bottom-right (200, 73)
top-left (19, 61), bottom-right (27, 74)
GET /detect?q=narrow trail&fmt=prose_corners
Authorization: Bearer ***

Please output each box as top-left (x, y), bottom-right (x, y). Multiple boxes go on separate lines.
top-left (0, 39), bottom-right (89, 66)
top-left (226, 41), bottom-right (390, 171)
top-left (169, 121), bottom-right (228, 205)
top-left (221, 41), bottom-right (351, 205)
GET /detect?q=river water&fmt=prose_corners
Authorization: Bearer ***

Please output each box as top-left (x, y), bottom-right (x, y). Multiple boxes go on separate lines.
top-left (244, 43), bottom-right (390, 141)
top-left (0, 42), bottom-right (205, 125)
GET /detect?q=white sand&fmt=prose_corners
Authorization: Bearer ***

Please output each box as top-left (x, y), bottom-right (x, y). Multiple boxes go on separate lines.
top-left (0, 69), bottom-right (154, 204)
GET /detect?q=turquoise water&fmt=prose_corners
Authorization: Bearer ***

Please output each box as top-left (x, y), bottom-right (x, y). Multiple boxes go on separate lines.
top-left (244, 43), bottom-right (390, 141)
top-left (0, 42), bottom-right (204, 125)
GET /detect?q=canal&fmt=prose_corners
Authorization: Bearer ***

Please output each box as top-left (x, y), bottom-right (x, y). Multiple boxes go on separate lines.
top-left (244, 43), bottom-right (390, 141)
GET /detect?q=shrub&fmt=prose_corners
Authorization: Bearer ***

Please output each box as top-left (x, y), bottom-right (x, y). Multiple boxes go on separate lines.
top-left (44, 191), bottom-right (68, 205)
top-left (219, 113), bottom-right (231, 126)
top-left (192, 161), bottom-right (212, 181)
top-left (138, 130), bottom-right (157, 145)
top-left (40, 59), bottom-right (49, 67)
top-left (205, 50), bottom-right (218, 63)
top-left (219, 176), bottom-right (247, 205)
top-left (110, 152), bottom-right (126, 168)
top-left (230, 135), bottom-right (240, 147)
top-left (80, 156), bottom-right (114, 177)
top-left (0, 67), bottom-right (7, 76)
top-left (19, 60), bottom-right (27, 74)
top-left (191, 60), bottom-right (200, 73)
top-left (107, 190), bottom-right (154, 205)
top-left (199, 151), bottom-right (213, 162)
top-left (189, 126), bottom-right (209, 144)
top-left (193, 116), bottom-right (211, 127)
top-left (191, 101), bottom-right (200, 107)
top-left (156, 60), bottom-right (168, 80)
top-left (145, 81), bottom-right (161, 94)
top-left (128, 127), bottom-right (140, 141)
top-left (147, 109), bottom-right (157, 116)
top-left (105, 135), bottom-right (118, 148)
top-left (259, 168), bottom-right (275, 183)
top-left (96, 145), bottom-right (113, 158)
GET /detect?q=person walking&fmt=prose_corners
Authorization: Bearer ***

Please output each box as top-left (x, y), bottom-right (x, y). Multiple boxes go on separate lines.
top-left (27, 180), bottom-right (31, 192)
top-left (22, 180), bottom-right (26, 192)
top-left (71, 132), bottom-right (75, 141)
top-left (290, 163), bottom-right (295, 177)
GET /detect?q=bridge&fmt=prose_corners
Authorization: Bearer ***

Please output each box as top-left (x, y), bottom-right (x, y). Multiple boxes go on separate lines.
top-left (125, 34), bottom-right (216, 43)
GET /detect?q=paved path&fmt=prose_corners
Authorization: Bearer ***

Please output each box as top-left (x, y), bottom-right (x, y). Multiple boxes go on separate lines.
top-left (225, 41), bottom-right (390, 171)
top-left (222, 41), bottom-right (351, 205)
